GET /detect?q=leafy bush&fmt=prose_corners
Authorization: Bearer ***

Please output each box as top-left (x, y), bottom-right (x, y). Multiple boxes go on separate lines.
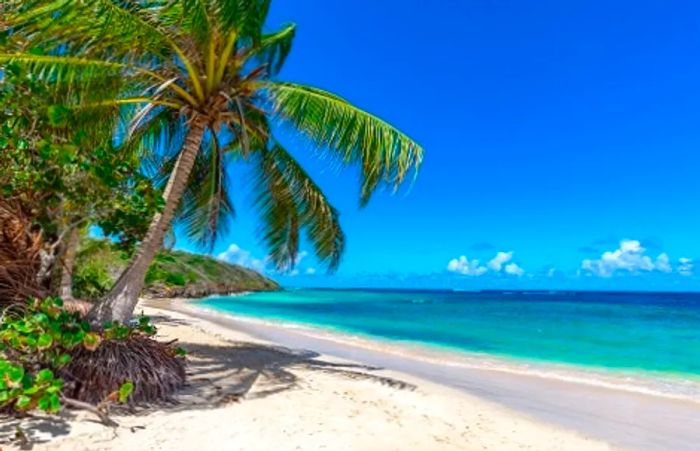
top-left (73, 260), bottom-right (114, 300)
top-left (145, 267), bottom-right (187, 287)
top-left (0, 298), bottom-right (158, 416)
top-left (73, 238), bottom-right (278, 299)
top-left (164, 272), bottom-right (187, 286)
top-left (0, 298), bottom-right (97, 414)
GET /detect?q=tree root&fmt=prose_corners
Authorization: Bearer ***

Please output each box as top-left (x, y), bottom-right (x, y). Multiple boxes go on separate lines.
top-left (60, 396), bottom-right (119, 428)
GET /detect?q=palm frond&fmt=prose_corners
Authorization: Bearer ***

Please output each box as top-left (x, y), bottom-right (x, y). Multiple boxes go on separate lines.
top-left (126, 108), bottom-right (186, 178)
top-left (9, 0), bottom-right (173, 60)
top-left (212, 0), bottom-right (271, 42)
top-left (250, 23), bottom-right (296, 75)
top-left (9, 0), bottom-right (206, 102)
top-left (0, 54), bottom-right (126, 80)
top-left (263, 82), bottom-right (423, 205)
top-left (178, 134), bottom-right (235, 250)
top-left (253, 143), bottom-right (345, 271)
top-left (181, 0), bottom-right (212, 47)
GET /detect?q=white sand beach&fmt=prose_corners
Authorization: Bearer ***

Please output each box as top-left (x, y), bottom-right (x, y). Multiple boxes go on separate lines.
top-left (0, 299), bottom-right (620, 451)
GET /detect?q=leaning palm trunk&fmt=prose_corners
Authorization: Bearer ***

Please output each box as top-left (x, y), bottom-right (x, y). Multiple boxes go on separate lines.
top-left (58, 227), bottom-right (80, 301)
top-left (88, 120), bottom-right (207, 324)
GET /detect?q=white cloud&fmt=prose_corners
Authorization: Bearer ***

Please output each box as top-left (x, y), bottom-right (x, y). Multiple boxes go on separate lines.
top-left (218, 245), bottom-right (317, 275)
top-left (655, 253), bottom-right (672, 273)
top-left (547, 268), bottom-right (557, 278)
top-left (504, 263), bottom-right (525, 276)
top-left (581, 240), bottom-right (675, 277)
top-left (447, 256), bottom-right (488, 276)
top-left (488, 251), bottom-right (513, 272)
top-left (448, 251), bottom-right (525, 276)
top-left (217, 244), bottom-right (267, 271)
top-left (679, 258), bottom-right (694, 276)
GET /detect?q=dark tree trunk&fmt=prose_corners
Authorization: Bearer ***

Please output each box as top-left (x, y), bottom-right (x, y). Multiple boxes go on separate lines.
top-left (88, 119), bottom-right (207, 325)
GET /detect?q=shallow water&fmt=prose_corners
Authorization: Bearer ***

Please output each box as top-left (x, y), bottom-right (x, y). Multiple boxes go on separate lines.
top-left (200, 289), bottom-right (700, 379)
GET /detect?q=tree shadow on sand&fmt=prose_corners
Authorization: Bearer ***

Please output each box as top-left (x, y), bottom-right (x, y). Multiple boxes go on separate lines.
top-left (140, 313), bottom-right (417, 413)
top-left (0, 316), bottom-right (417, 446)
top-left (156, 338), bottom-right (416, 414)
top-left (0, 413), bottom-right (75, 448)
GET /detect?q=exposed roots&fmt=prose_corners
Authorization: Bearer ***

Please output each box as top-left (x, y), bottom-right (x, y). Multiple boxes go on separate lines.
top-left (61, 336), bottom-right (186, 405)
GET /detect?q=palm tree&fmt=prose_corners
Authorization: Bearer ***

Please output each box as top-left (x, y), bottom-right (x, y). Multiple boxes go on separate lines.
top-left (3, 0), bottom-right (423, 324)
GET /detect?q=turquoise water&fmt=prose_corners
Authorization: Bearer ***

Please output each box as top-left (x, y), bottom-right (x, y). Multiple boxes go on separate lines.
top-left (199, 289), bottom-right (700, 377)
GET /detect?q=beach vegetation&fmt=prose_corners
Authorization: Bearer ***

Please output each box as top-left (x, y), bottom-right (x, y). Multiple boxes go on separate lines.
top-left (2, 0), bottom-right (423, 325)
top-left (0, 298), bottom-right (181, 422)
top-left (73, 238), bottom-right (278, 300)
top-left (0, 61), bottom-right (162, 305)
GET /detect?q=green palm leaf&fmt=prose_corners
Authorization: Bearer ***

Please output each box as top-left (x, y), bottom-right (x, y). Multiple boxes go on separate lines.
top-left (251, 24), bottom-right (296, 75)
top-left (212, 0), bottom-right (271, 41)
top-left (254, 143), bottom-right (345, 271)
top-left (178, 136), bottom-right (236, 250)
top-left (263, 82), bottom-right (424, 205)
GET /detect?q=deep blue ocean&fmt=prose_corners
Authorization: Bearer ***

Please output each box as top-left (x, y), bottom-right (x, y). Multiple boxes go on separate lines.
top-left (199, 289), bottom-right (700, 377)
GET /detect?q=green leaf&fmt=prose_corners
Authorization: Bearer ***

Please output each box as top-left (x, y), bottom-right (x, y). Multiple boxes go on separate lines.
top-left (37, 392), bottom-right (61, 413)
top-left (6, 366), bottom-right (24, 384)
top-left (56, 353), bottom-right (72, 367)
top-left (23, 386), bottom-right (40, 395)
top-left (36, 368), bottom-right (54, 384)
top-left (38, 394), bottom-right (51, 411)
top-left (49, 393), bottom-right (61, 413)
top-left (15, 395), bottom-right (32, 410)
top-left (118, 382), bottom-right (134, 403)
top-left (264, 81), bottom-right (423, 206)
top-left (253, 144), bottom-right (345, 272)
top-left (82, 332), bottom-right (102, 351)
top-left (37, 333), bottom-right (53, 350)
top-left (32, 313), bottom-right (49, 323)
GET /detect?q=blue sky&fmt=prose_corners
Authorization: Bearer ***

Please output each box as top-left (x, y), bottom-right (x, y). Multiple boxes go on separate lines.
top-left (176, 0), bottom-right (700, 290)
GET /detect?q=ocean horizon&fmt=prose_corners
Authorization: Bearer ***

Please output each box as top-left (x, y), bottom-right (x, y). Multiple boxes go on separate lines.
top-left (199, 288), bottom-right (700, 396)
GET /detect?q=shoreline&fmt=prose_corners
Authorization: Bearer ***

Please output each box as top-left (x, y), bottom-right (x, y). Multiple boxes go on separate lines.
top-left (157, 297), bottom-right (700, 451)
top-left (11, 298), bottom-right (696, 450)
top-left (181, 296), bottom-right (700, 404)
top-left (15, 298), bottom-right (615, 451)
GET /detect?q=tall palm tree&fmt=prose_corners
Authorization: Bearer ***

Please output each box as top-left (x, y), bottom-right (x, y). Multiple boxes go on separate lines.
top-left (3, 0), bottom-right (423, 324)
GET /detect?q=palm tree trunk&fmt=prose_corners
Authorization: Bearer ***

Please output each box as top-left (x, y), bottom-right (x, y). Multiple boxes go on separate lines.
top-left (88, 118), bottom-right (207, 325)
top-left (58, 227), bottom-right (80, 301)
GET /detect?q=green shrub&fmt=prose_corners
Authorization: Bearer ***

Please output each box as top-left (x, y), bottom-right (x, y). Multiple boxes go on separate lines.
top-left (164, 272), bottom-right (187, 286)
top-left (0, 298), bottom-right (150, 415)
top-left (73, 260), bottom-right (114, 300)
top-left (145, 266), bottom-right (187, 287)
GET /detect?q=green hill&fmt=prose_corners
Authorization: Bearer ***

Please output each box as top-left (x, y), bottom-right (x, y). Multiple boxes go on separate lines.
top-left (73, 239), bottom-right (279, 300)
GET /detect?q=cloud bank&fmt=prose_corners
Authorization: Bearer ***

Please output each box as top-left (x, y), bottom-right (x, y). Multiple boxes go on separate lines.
top-left (581, 239), bottom-right (692, 277)
top-left (448, 251), bottom-right (524, 277)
